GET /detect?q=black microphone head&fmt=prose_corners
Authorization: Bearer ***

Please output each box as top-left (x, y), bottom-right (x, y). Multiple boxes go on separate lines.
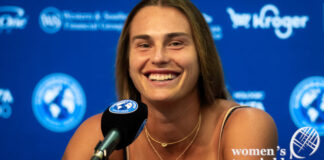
top-left (101, 100), bottom-right (147, 150)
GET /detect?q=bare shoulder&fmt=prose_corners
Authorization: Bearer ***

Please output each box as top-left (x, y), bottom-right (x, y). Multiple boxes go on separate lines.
top-left (62, 113), bottom-right (104, 160)
top-left (221, 107), bottom-right (278, 160)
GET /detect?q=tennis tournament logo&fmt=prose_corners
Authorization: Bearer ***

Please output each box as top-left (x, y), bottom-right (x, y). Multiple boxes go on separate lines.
top-left (39, 7), bottom-right (62, 34)
top-left (0, 89), bottom-right (13, 119)
top-left (202, 13), bottom-right (223, 40)
top-left (232, 90), bottom-right (266, 110)
top-left (0, 6), bottom-right (28, 33)
top-left (109, 100), bottom-right (138, 114)
top-left (290, 127), bottom-right (320, 159)
top-left (289, 76), bottom-right (324, 136)
top-left (39, 6), bottom-right (127, 34)
top-left (230, 127), bottom-right (321, 159)
top-left (32, 73), bottom-right (86, 132)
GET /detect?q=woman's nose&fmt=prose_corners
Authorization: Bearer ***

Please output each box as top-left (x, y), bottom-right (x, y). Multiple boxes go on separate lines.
top-left (151, 47), bottom-right (170, 65)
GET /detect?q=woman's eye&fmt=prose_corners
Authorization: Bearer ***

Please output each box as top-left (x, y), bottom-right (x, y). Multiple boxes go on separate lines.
top-left (168, 41), bottom-right (184, 49)
top-left (138, 43), bottom-right (150, 48)
top-left (171, 42), bottom-right (181, 46)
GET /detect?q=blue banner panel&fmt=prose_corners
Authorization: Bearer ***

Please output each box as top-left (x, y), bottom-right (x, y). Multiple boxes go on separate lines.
top-left (0, 0), bottom-right (323, 159)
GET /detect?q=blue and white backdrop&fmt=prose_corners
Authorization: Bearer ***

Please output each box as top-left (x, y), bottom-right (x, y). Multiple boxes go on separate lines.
top-left (1, 0), bottom-right (323, 159)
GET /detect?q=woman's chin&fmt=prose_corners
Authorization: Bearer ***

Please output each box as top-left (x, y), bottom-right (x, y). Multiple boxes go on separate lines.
top-left (142, 95), bottom-right (177, 105)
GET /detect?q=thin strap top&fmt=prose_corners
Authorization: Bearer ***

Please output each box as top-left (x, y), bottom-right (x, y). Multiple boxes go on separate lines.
top-left (217, 106), bottom-right (247, 160)
top-left (123, 106), bottom-right (247, 160)
top-left (124, 146), bottom-right (129, 160)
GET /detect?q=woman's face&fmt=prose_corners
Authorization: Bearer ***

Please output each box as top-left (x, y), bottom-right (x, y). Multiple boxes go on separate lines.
top-left (128, 6), bottom-right (199, 104)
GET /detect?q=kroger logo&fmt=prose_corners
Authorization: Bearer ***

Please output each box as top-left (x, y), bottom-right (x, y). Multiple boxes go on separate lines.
top-left (290, 76), bottom-right (324, 136)
top-left (32, 73), bottom-right (86, 132)
top-left (227, 4), bottom-right (309, 39)
top-left (0, 6), bottom-right (28, 33)
top-left (39, 7), bottom-right (62, 34)
top-left (109, 100), bottom-right (138, 114)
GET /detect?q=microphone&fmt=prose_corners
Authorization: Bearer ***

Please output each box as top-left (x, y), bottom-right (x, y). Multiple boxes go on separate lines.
top-left (91, 100), bottom-right (148, 160)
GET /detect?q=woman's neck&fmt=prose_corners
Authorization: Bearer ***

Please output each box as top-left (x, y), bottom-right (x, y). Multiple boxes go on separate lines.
top-left (142, 90), bottom-right (201, 143)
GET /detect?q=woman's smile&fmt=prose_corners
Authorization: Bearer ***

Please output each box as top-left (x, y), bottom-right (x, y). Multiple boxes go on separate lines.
top-left (143, 69), bottom-right (181, 86)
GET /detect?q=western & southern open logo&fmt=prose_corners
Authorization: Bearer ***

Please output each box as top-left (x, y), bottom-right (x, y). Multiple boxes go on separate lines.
top-left (32, 73), bottom-right (86, 132)
top-left (290, 76), bottom-right (324, 136)
top-left (39, 7), bottom-right (62, 34)
top-left (109, 100), bottom-right (138, 114)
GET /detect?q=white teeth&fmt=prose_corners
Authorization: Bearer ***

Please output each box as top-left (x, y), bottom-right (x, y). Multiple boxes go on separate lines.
top-left (148, 74), bottom-right (176, 81)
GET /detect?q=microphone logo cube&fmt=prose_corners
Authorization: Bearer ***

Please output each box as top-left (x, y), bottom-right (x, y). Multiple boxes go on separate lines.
top-left (109, 100), bottom-right (138, 114)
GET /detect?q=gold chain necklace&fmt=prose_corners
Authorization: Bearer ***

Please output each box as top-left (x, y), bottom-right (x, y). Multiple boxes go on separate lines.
top-left (145, 113), bottom-right (201, 147)
top-left (145, 113), bottom-right (201, 160)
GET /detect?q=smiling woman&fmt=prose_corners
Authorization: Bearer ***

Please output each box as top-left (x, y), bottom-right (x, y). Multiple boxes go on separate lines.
top-left (62, 0), bottom-right (278, 160)
top-left (128, 6), bottom-right (200, 105)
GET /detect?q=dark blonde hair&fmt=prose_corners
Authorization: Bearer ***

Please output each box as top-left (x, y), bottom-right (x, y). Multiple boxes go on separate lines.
top-left (115, 0), bottom-right (229, 105)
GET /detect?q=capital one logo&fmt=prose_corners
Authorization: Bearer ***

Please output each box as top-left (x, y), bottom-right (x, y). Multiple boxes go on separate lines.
top-left (0, 6), bottom-right (28, 33)
top-left (227, 4), bottom-right (309, 39)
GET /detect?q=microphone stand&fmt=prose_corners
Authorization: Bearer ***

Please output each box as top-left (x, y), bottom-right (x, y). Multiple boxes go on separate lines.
top-left (91, 129), bottom-right (120, 160)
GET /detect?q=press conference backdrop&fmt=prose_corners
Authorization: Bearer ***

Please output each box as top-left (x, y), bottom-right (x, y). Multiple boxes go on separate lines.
top-left (1, 0), bottom-right (323, 159)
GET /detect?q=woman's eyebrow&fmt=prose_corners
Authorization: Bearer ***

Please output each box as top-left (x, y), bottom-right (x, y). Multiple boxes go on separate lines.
top-left (165, 32), bottom-right (191, 40)
top-left (130, 32), bottom-right (191, 43)
top-left (131, 34), bottom-right (151, 43)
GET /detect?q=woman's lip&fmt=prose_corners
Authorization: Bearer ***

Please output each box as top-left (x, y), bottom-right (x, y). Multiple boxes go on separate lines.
top-left (144, 72), bottom-right (181, 86)
top-left (142, 69), bottom-right (182, 86)
top-left (143, 69), bottom-right (181, 75)
top-left (148, 73), bottom-right (177, 81)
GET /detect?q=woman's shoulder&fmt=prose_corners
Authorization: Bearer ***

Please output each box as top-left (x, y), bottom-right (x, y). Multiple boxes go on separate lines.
top-left (223, 106), bottom-right (278, 137)
top-left (219, 102), bottom-right (278, 159)
top-left (208, 99), bottom-right (276, 129)
top-left (62, 113), bottom-right (104, 159)
top-left (70, 113), bottom-right (103, 140)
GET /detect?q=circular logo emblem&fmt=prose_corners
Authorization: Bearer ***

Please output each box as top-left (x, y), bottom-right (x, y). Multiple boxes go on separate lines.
top-left (0, 104), bottom-right (12, 119)
top-left (32, 73), bottom-right (86, 132)
top-left (290, 127), bottom-right (320, 159)
top-left (39, 7), bottom-right (62, 34)
top-left (109, 100), bottom-right (138, 114)
top-left (290, 76), bottom-right (324, 135)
